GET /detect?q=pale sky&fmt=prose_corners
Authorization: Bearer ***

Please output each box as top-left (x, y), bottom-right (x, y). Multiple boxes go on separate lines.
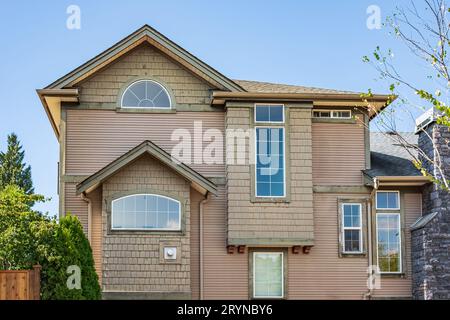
top-left (0, 0), bottom-right (430, 215)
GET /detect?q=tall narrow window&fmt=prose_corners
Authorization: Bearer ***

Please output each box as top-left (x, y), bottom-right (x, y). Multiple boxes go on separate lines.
top-left (376, 213), bottom-right (402, 273)
top-left (255, 127), bottom-right (285, 197)
top-left (342, 203), bottom-right (362, 253)
top-left (253, 252), bottom-right (284, 298)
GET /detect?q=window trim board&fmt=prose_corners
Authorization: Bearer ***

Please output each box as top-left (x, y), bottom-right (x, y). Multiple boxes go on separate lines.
top-left (249, 249), bottom-right (287, 300)
top-left (106, 189), bottom-right (187, 235)
top-left (341, 203), bottom-right (363, 254)
top-left (375, 212), bottom-right (403, 274)
top-left (254, 126), bottom-right (286, 198)
top-left (254, 103), bottom-right (285, 124)
top-left (111, 193), bottom-right (182, 231)
top-left (375, 190), bottom-right (400, 210)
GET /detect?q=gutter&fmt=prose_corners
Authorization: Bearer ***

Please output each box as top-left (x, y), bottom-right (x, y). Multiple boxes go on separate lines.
top-left (80, 192), bottom-right (92, 243)
top-left (212, 91), bottom-right (393, 101)
top-left (364, 177), bottom-right (378, 300)
top-left (199, 192), bottom-right (211, 300)
top-left (212, 92), bottom-right (395, 118)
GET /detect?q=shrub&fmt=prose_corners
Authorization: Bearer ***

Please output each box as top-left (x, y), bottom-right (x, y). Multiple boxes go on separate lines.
top-left (39, 215), bottom-right (101, 300)
top-left (0, 185), bottom-right (101, 300)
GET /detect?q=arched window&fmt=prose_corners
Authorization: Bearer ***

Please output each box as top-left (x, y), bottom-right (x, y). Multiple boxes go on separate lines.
top-left (121, 80), bottom-right (172, 109)
top-left (112, 194), bottom-right (181, 230)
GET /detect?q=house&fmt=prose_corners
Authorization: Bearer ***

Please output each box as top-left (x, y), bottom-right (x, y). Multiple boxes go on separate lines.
top-left (37, 25), bottom-right (446, 300)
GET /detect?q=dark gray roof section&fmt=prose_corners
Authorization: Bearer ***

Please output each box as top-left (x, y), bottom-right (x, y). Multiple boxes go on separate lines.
top-left (365, 132), bottom-right (421, 177)
top-left (410, 212), bottom-right (438, 231)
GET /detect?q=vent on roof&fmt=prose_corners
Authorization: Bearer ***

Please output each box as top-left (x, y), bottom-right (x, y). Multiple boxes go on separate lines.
top-left (415, 108), bottom-right (436, 133)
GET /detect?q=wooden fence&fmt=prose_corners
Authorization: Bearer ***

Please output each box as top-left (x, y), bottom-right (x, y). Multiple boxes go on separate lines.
top-left (0, 265), bottom-right (41, 300)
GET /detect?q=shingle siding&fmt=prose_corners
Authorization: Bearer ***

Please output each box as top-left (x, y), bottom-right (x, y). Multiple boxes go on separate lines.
top-left (225, 105), bottom-right (314, 245)
top-left (78, 43), bottom-right (213, 106)
top-left (101, 154), bottom-right (191, 294)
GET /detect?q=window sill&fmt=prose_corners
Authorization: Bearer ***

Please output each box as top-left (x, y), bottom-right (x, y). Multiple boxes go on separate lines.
top-left (312, 118), bottom-right (356, 124)
top-left (340, 252), bottom-right (367, 258)
top-left (380, 273), bottom-right (406, 278)
top-left (251, 197), bottom-right (290, 204)
top-left (116, 107), bottom-right (176, 114)
top-left (108, 229), bottom-right (184, 236)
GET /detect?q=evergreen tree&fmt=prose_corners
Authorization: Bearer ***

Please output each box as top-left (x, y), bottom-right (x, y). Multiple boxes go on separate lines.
top-left (0, 133), bottom-right (34, 194)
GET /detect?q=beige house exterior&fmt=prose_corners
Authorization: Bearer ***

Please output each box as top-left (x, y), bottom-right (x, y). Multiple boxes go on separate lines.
top-left (37, 25), bottom-right (430, 299)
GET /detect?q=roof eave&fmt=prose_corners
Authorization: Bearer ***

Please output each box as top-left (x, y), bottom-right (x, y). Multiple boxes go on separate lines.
top-left (364, 172), bottom-right (430, 187)
top-left (44, 25), bottom-right (244, 92)
top-left (36, 88), bottom-right (79, 139)
top-left (212, 91), bottom-right (394, 116)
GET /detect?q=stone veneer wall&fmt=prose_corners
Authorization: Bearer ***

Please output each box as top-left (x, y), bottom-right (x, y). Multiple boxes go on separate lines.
top-left (412, 123), bottom-right (450, 299)
top-left (101, 154), bottom-right (192, 298)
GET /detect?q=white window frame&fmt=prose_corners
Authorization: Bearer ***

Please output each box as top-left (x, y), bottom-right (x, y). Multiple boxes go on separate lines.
top-left (312, 109), bottom-right (352, 119)
top-left (376, 212), bottom-right (403, 274)
top-left (375, 190), bottom-right (400, 210)
top-left (120, 79), bottom-right (172, 109)
top-left (254, 126), bottom-right (286, 198)
top-left (254, 104), bottom-right (285, 123)
top-left (341, 203), bottom-right (363, 254)
top-left (111, 193), bottom-right (181, 231)
top-left (253, 252), bottom-right (284, 299)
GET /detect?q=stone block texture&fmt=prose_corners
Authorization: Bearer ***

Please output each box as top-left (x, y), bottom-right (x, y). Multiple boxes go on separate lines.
top-left (101, 154), bottom-right (191, 294)
top-left (413, 123), bottom-right (450, 299)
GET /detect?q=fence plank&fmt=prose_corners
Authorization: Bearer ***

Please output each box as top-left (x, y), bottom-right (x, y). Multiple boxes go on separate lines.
top-left (0, 267), bottom-right (41, 300)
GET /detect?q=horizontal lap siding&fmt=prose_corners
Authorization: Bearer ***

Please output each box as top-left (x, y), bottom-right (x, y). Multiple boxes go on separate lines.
top-left (64, 183), bottom-right (88, 234)
top-left (204, 186), bottom-right (248, 299)
top-left (89, 188), bottom-right (102, 285)
top-left (312, 122), bottom-right (365, 185)
top-left (65, 110), bottom-right (225, 177)
top-left (372, 192), bottom-right (422, 298)
top-left (288, 193), bottom-right (369, 299)
top-left (190, 189), bottom-right (202, 300)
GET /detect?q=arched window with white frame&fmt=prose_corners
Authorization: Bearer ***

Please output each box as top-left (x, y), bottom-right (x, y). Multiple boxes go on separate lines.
top-left (111, 194), bottom-right (181, 230)
top-left (121, 80), bottom-right (172, 109)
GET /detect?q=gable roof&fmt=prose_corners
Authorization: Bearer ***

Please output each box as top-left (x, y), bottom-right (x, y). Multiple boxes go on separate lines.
top-left (45, 24), bottom-right (244, 92)
top-left (76, 140), bottom-right (218, 196)
top-left (364, 132), bottom-right (430, 186)
top-left (366, 132), bottom-right (420, 177)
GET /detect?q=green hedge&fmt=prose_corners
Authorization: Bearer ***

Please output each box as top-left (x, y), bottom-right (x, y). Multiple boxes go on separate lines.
top-left (0, 185), bottom-right (101, 299)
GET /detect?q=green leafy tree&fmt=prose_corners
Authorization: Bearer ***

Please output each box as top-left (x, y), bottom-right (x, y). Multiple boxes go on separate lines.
top-left (0, 186), bottom-right (101, 299)
top-left (0, 133), bottom-right (34, 194)
top-left (363, 0), bottom-right (450, 189)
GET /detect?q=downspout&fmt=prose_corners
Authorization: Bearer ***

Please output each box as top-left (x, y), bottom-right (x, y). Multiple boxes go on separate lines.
top-left (80, 192), bottom-right (92, 243)
top-left (364, 177), bottom-right (379, 300)
top-left (199, 192), bottom-right (211, 300)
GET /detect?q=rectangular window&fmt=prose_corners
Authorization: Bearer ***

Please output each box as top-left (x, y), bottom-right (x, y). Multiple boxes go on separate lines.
top-left (342, 203), bottom-right (362, 253)
top-left (255, 104), bottom-right (284, 123)
top-left (312, 110), bottom-right (352, 119)
top-left (376, 213), bottom-right (402, 273)
top-left (376, 191), bottom-right (400, 210)
top-left (253, 252), bottom-right (284, 298)
top-left (255, 127), bottom-right (285, 197)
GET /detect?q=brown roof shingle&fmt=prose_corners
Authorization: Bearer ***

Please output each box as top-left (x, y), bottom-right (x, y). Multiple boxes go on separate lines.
top-left (233, 79), bottom-right (359, 95)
